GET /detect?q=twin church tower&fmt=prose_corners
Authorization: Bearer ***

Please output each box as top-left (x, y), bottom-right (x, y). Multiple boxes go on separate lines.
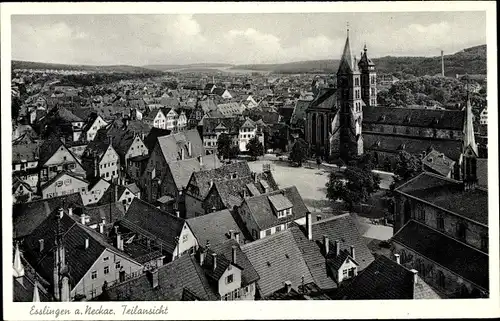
top-left (306, 28), bottom-right (377, 160)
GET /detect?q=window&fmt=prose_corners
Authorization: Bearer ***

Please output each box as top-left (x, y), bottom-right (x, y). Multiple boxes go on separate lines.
top-left (437, 216), bottom-right (445, 230)
top-left (416, 206), bottom-right (425, 221)
top-left (115, 261), bottom-right (121, 269)
top-left (91, 271), bottom-right (98, 279)
top-left (277, 210), bottom-right (286, 218)
top-left (348, 267), bottom-right (356, 278)
top-left (182, 234), bottom-right (188, 243)
top-left (226, 274), bottom-right (234, 284)
top-left (342, 269), bottom-right (348, 279)
top-left (276, 226), bottom-right (281, 232)
top-left (437, 271), bottom-right (446, 288)
top-left (393, 126), bottom-right (397, 134)
top-left (265, 229), bottom-right (272, 236)
top-left (104, 266), bottom-right (109, 274)
top-left (457, 222), bottom-right (467, 241)
top-left (103, 256), bottom-right (109, 261)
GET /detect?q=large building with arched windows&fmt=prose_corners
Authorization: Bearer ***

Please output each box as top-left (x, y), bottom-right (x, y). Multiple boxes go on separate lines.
top-left (304, 30), bottom-right (478, 180)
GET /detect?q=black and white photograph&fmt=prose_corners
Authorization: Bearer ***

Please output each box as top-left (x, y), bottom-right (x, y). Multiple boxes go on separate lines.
top-left (2, 1), bottom-right (498, 320)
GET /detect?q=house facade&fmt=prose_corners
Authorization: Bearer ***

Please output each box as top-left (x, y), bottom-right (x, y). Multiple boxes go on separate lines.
top-left (41, 172), bottom-right (89, 199)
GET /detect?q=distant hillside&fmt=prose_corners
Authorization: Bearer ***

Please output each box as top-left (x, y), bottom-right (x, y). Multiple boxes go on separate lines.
top-left (12, 60), bottom-right (162, 74)
top-left (144, 63), bottom-right (234, 71)
top-left (231, 45), bottom-right (487, 76)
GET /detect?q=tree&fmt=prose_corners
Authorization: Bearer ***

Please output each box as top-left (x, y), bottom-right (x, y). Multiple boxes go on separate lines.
top-left (394, 151), bottom-right (423, 181)
top-left (217, 133), bottom-right (232, 159)
top-left (289, 138), bottom-right (309, 166)
top-left (326, 166), bottom-right (381, 210)
top-left (247, 136), bottom-right (264, 160)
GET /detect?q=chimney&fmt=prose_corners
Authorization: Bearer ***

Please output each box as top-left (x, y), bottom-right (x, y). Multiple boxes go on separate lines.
top-left (149, 269), bottom-right (159, 289)
top-left (200, 250), bottom-right (205, 266)
top-left (181, 147), bottom-right (185, 160)
top-left (441, 50), bottom-right (445, 77)
top-left (199, 155), bottom-right (203, 167)
top-left (306, 212), bottom-right (312, 240)
top-left (234, 232), bottom-right (240, 244)
top-left (229, 229), bottom-right (235, 240)
top-left (284, 280), bottom-right (292, 293)
top-left (175, 211), bottom-right (180, 218)
top-left (316, 214), bottom-right (322, 222)
top-left (117, 233), bottom-right (123, 251)
top-left (94, 153), bottom-right (99, 178)
top-left (323, 235), bottom-right (329, 255)
top-left (410, 269), bottom-right (418, 285)
top-left (335, 240), bottom-right (340, 257)
top-left (80, 214), bottom-right (86, 225)
top-left (350, 245), bottom-right (355, 260)
top-left (212, 253), bottom-right (217, 271)
top-left (231, 245), bottom-right (237, 265)
top-left (188, 142), bottom-right (192, 157)
top-left (39, 239), bottom-right (44, 253)
top-left (58, 208), bottom-right (64, 218)
top-left (394, 253), bottom-right (401, 265)
top-left (84, 238), bottom-right (89, 249)
top-left (209, 180), bottom-right (214, 189)
top-left (68, 207), bottom-right (73, 216)
top-left (99, 223), bottom-right (104, 234)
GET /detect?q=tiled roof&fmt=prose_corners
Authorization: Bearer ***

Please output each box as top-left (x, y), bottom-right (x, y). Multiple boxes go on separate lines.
top-left (13, 193), bottom-right (84, 239)
top-left (244, 186), bottom-right (308, 231)
top-left (327, 249), bottom-right (357, 271)
top-left (38, 136), bottom-right (65, 166)
top-left (168, 155), bottom-right (221, 190)
top-left (334, 255), bottom-right (442, 300)
top-left (210, 239), bottom-right (259, 286)
top-left (217, 102), bottom-right (242, 117)
top-left (40, 170), bottom-right (88, 192)
top-left (12, 142), bottom-right (41, 163)
top-left (119, 199), bottom-right (184, 255)
top-left (392, 220), bottom-right (489, 290)
top-left (309, 213), bottom-right (375, 271)
top-left (396, 172), bottom-right (488, 225)
top-left (143, 108), bottom-right (163, 121)
top-left (241, 229), bottom-right (315, 298)
top-left (103, 254), bottom-right (218, 301)
top-left (143, 127), bottom-right (171, 151)
top-left (291, 100), bottom-right (311, 125)
top-left (364, 106), bottom-right (464, 130)
top-left (187, 210), bottom-right (246, 247)
top-left (188, 161), bottom-right (252, 200)
top-left (476, 158), bottom-right (488, 188)
top-left (157, 129), bottom-right (204, 164)
top-left (22, 212), bottom-right (109, 290)
top-left (84, 202), bottom-right (127, 226)
top-left (306, 88), bottom-right (337, 111)
top-left (363, 133), bottom-right (463, 161)
top-left (268, 194), bottom-right (293, 211)
top-left (202, 117), bottom-right (245, 135)
top-left (125, 183), bottom-right (141, 195)
top-left (56, 106), bottom-right (83, 122)
top-left (199, 98), bottom-right (218, 113)
top-left (422, 149), bottom-right (455, 177)
top-left (289, 227), bottom-right (336, 290)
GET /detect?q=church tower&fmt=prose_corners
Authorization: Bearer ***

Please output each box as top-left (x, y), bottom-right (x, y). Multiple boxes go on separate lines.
top-left (337, 28), bottom-right (364, 160)
top-left (53, 208), bottom-right (71, 302)
top-left (358, 44), bottom-right (377, 107)
top-left (461, 89), bottom-right (478, 190)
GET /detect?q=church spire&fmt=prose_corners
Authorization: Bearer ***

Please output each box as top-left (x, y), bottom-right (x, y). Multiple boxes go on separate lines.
top-left (338, 24), bottom-right (354, 74)
top-left (33, 278), bottom-right (41, 302)
top-left (463, 81), bottom-right (478, 155)
top-left (13, 241), bottom-right (25, 278)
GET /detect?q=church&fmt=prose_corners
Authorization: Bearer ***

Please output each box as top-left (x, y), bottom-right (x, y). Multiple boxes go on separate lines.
top-left (305, 30), bottom-right (476, 180)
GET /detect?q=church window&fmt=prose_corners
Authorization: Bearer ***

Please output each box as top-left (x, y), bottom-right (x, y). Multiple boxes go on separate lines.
top-left (457, 222), bottom-right (467, 241)
top-left (437, 215), bottom-right (444, 230)
top-left (437, 271), bottom-right (446, 288)
top-left (355, 77), bottom-right (359, 86)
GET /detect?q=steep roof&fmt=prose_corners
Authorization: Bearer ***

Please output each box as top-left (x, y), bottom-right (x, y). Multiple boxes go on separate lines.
top-left (337, 33), bottom-right (359, 74)
top-left (187, 210), bottom-right (246, 247)
top-left (335, 255), bottom-right (442, 299)
top-left (202, 117), bottom-right (245, 135)
top-left (244, 186), bottom-right (309, 231)
top-left (157, 129), bottom-right (204, 164)
top-left (13, 193), bottom-right (84, 239)
top-left (396, 172), bottom-right (488, 226)
top-left (102, 254), bottom-right (218, 301)
top-left (309, 213), bottom-right (375, 271)
top-left (364, 107), bottom-right (464, 130)
top-left (143, 127), bottom-right (171, 151)
top-left (242, 229), bottom-right (316, 298)
top-left (306, 87), bottom-right (337, 111)
top-left (84, 202), bottom-right (127, 226)
top-left (188, 161), bottom-right (252, 199)
top-left (40, 170), bottom-right (88, 192)
top-left (291, 100), bottom-right (311, 125)
top-left (119, 198), bottom-right (185, 254)
top-left (168, 154), bottom-right (221, 190)
top-left (363, 133), bottom-right (463, 161)
top-left (12, 142), bottom-right (41, 163)
top-left (392, 220), bottom-right (489, 290)
top-left (421, 149), bottom-right (455, 177)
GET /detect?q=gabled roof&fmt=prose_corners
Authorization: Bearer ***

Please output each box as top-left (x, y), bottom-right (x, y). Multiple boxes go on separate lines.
top-left (392, 220), bottom-right (489, 290)
top-left (143, 127), bottom-right (172, 151)
top-left (243, 186), bottom-right (308, 231)
top-left (12, 142), bottom-right (41, 163)
top-left (187, 210), bottom-right (246, 247)
top-left (241, 229), bottom-right (316, 298)
top-left (187, 161), bottom-right (252, 199)
top-left (168, 154), bottom-right (221, 190)
top-left (102, 254), bottom-right (218, 301)
top-left (306, 88), bottom-right (337, 111)
top-left (421, 149), bottom-right (455, 177)
top-left (334, 255), bottom-right (442, 300)
top-left (156, 129), bottom-right (204, 164)
top-left (13, 193), bottom-right (84, 239)
top-left (40, 170), bottom-right (88, 191)
top-left (202, 117), bottom-right (245, 135)
top-left (84, 202), bottom-right (127, 226)
top-left (396, 172), bottom-right (488, 226)
top-left (291, 100), bottom-right (311, 125)
top-left (119, 199), bottom-right (185, 254)
top-left (143, 108), bottom-right (164, 122)
top-left (309, 213), bottom-right (375, 271)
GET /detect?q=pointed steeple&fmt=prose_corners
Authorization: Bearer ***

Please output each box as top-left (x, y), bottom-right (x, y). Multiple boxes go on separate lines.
top-left (33, 279), bottom-right (41, 302)
top-left (338, 29), bottom-right (354, 74)
top-left (463, 91), bottom-right (478, 155)
top-left (13, 242), bottom-right (25, 278)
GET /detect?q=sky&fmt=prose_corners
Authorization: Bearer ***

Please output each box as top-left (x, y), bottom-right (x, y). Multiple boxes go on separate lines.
top-left (11, 11), bottom-right (486, 66)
